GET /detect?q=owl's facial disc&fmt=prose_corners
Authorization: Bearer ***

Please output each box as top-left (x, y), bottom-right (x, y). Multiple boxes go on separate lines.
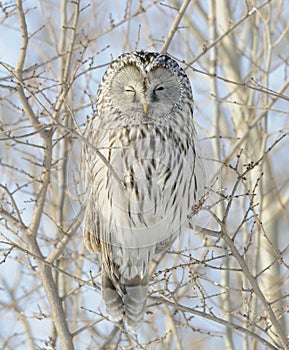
top-left (109, 65), bottom-right (181, 118)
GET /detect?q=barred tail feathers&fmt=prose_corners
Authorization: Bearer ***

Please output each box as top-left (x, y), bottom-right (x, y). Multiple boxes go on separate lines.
top-left (102, 269), bottom-right (148, 332)
top-left (102, 269), bottom-right (123, 322)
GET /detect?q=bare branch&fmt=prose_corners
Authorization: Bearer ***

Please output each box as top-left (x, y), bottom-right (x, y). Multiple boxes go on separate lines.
top-left (161, 0), bottom-right (191, 54)
top-left (150, 295), bottom-right (280, 350)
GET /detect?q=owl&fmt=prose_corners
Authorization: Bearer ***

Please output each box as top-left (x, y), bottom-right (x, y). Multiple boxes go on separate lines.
top-left (82, 51), bottom-right (204, 331)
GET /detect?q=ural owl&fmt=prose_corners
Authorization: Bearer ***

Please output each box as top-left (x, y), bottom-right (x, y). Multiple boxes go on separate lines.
top-left (82, 51), bottom-right (204, 331)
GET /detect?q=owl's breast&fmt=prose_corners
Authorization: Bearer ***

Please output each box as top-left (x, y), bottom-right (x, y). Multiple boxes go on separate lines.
top-left (90, 123), bottom-right (195, 248)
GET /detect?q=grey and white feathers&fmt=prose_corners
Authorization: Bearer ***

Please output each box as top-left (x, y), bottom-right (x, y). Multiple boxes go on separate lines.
top-left (82, 51), bottom-right (204, 331)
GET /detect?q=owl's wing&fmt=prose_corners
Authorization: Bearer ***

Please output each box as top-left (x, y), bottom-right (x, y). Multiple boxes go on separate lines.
top-left (81, 115), bottom-right (103, 253)
top-left (82, 209), bottom-right (101, 253)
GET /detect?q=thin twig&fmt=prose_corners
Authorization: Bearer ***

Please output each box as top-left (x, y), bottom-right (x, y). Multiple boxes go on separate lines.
top-left (150, 295), bottom-right (280, 350)
top-left (161, 0), bottom-right (191, 54)
top-left (185, 0), bottom-right (272, 66)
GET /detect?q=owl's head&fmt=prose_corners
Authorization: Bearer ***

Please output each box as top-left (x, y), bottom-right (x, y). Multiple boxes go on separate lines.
top-left (97, 51), bottom-right (193, 120)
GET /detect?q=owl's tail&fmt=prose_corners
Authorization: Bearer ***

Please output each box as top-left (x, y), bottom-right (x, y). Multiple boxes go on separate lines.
top-left (102, 270), bottom-right (148, 332)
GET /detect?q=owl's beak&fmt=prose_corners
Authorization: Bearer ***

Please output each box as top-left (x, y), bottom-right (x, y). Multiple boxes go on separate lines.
top-left (143, 103), bottom-right (148, 114)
